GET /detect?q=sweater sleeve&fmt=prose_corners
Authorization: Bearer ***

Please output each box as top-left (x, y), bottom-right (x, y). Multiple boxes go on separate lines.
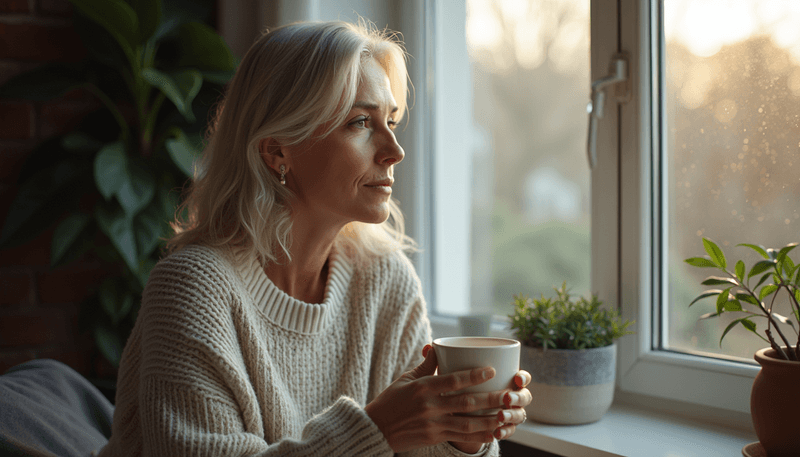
top-left (123, 248), bottom-right (394, 457)
top-left (378, 253), bottom-right (500, 457)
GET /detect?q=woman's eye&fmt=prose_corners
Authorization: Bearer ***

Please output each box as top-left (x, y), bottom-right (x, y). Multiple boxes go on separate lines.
top-left (387, 119), bottom-right (398, 130)
top-left (351, 117), bottom-right (369, 128)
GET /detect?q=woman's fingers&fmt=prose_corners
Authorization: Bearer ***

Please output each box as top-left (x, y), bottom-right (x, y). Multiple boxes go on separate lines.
top-left (503, 388), bottom-right (532, 409)
top-left (497, 407), bottom-right (526, 425)
top-left (493, 423), bottom-right (517, 440)
top-left (514, 370), bottom-right (531, 388)
top-left (425, 366), bottom-right (496, 394)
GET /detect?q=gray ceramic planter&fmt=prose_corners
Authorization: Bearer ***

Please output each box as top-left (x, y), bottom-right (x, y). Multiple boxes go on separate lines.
top-left (521, 343), bottom-right (616, 425)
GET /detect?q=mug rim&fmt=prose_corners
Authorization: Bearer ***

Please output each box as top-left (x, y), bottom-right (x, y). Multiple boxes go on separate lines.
top-left (433, 336), bottom-right (520, 349)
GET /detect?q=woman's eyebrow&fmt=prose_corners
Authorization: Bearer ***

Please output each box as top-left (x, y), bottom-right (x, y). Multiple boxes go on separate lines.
top-left (352, 101), bottom-right (399, 113)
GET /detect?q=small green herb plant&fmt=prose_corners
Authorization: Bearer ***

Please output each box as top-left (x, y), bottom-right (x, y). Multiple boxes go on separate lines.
top-left (685, 238), bottom-right (799, 361)
top-left (509, 282), bottom-right (634, 350)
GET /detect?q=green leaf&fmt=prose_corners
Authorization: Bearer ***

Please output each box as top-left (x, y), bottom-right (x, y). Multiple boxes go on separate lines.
top-left (748, 260), bottom-right (776, 278)
top-left (98, 278), bottom-right (134, 325)
top-left (737, 243), bottom-right (769, 259)
top-left (701, 276), bottom-right (738, 286)
top-left (778, 243), bottom-right (798, 258)
top-left (95, 204), bottom-right (138, 273)
top-left (130, 0), bottom-right (162, 42)
top-left (689, 290), bottom-right (722, 307)
top-left (178, 22), bottom-right (236, 71)
top-left (133, 200), bottom-right (166, 261)
top-left (0, 161), bottom-right (86, 248)
top-left (685, 257), bottom-right (718, 268)
top-left (735, 293), bottom-right (760, 306)
top-left (51, 213), bottom-right (91, 267)
top-left (759, 284), bottom-right (779, 301)
top-left (0, 64), bottom-right (85, 101)
top-left (165, 128), bottom-right (201, 177)
top-left (772, 312), bottom-right (796, 330)
top-left (61, 132), bottom-right (103, 153)
top-left (94, 324), bottom-right (123, 368)
top-left (754, 272), bottom-right (772, 290)
top-left (94, 141), bottom-right (127, 201)
top-left (720, 318), bottom-right (756, 346)
top-left (117, 160), bottom-right (156, 218)
top-left (795, 288), bottom-right (800, 304)
top-left (69, 0), bottom-right (139, 66)
top-left (200, 69), bottom-right (235, 85)
top-left (716, 287), bottom-right (732, 314)
top-left (141, 68), bottom-right (202, 122)
top-left (703, 238), bottom-right (726, 269)
top-left (723, 300), bottom-right (743, 312)
top-left (735, 260), bottom-right (745, 282)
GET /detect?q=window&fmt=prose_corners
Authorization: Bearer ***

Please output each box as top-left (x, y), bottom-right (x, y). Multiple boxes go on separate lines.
top-left (434, 0), bottom-right (591, 317)
top-left (431, 0), bottom-right (797, 419)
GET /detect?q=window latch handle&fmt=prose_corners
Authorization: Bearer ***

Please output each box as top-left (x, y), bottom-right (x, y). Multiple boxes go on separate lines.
top-left (587, 54), bottom-right (629, 169)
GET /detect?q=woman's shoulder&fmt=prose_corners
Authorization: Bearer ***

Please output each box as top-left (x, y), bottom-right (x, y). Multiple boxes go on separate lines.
top-left (147, 244), bottom-right (239, 296)
top-left (356, 249), bottom-right (422, 296)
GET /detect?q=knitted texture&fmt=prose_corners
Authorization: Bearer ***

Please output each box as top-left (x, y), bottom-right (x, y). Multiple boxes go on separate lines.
top-left (97, 245), bottom-right (498, 457)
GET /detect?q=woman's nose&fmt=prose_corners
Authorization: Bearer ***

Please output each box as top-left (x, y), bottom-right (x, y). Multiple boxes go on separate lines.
top-left (378, 131), bottom-right (405, 165)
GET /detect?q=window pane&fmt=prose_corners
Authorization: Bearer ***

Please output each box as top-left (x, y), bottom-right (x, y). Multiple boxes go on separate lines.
top-left (664, 0), bottom-right (800, 360)
top-left (465, 0), bottom-right (591, 316)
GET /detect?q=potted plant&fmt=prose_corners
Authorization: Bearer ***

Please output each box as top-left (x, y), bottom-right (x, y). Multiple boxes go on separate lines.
top-left (0, 0), bottom-right (235, 374)
top-left (509, 283), bottom-right (634, 424)
top-left (685, 238), bottom-right (799, 457)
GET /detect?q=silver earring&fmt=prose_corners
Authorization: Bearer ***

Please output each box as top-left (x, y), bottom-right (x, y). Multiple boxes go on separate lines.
top-left (279, 164), bottom-right (286, 185)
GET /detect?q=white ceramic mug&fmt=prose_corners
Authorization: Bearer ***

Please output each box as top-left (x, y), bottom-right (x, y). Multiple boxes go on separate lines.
top-left (432, 336), bottom-right (521, 415)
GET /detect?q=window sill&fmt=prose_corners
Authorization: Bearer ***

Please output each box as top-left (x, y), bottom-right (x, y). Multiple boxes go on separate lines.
top-left (507, 395), bottom-right (757, 457)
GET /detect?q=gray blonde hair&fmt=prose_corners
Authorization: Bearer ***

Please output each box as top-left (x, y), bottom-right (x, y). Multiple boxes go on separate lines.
top-left (167, 20), bottom-right (415, 266)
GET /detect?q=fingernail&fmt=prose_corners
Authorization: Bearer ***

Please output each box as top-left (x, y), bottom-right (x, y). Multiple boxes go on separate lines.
top-left (422, 345), bottom-right (431, 357)
top-left (482, 367), bottom-right (495, 380)
top-left (494, 428), bottom-right (505, 440)
top-left (498, 411), bottom-right (511, 422)
top-left (515, 374), bottom-right (525, 388)
top-left (504, 392), bottom-right (519, 408)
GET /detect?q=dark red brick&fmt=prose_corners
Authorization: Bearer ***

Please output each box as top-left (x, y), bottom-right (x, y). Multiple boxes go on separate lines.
top-left (0, 102), bottom-right (34, 139)
top-left (0, 0), bottom-right (30, 13)
top-left (0, 141), bottom-right (34, 181)
top-left (0, 348), bottom-right (36, 374)
top-left (0, 23), bottom-right (85, 62)
top-left (36, 342), bottom-right (94, 375)
top-left (37, 0), bottom-right (72, 17)
top-left (38, 90), bottom-right (100, 138)
top-left (0, 271), bottom-right (32, 306)
top-left (0, 224), bottom-right (53, 267)
top-left (0, 306), bottom-right (78, 347)
top-left (37, 263), bottom-right (111, 304)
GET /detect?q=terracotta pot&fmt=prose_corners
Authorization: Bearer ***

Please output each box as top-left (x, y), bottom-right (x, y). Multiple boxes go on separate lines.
top-left (751, 347), bottom-right (800, 457)
top-left (521, 343), bottom-right (616, 425)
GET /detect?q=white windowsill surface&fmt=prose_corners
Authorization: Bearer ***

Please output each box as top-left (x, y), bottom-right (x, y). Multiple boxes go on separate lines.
top-left (507, 399), bottom-right (757, 457)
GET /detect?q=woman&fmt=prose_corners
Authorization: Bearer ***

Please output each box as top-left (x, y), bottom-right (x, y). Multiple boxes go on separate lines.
top-left (98, 20), bottom-right (531, 457)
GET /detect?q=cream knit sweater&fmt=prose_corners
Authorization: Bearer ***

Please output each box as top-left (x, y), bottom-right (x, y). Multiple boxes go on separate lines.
top-left (97, 245), bottom-right (499, 457)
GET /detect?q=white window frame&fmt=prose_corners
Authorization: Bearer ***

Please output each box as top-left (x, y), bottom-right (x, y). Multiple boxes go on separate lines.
top-left (606, 0), bottom-right (758, 420)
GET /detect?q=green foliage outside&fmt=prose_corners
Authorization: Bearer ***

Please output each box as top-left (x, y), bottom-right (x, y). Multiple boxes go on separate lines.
top-left (509, 282), bottom-right (634, 350)
top-left (685, 238), bottom-right (800, 361)
top-left (0, 0), bottom-right (235, 368)
top-left (488, 200), bottom-right (591, 314)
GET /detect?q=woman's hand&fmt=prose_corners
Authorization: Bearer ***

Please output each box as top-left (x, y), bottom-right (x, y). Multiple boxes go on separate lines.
top-left (364, 344), bottom-right (532, 454)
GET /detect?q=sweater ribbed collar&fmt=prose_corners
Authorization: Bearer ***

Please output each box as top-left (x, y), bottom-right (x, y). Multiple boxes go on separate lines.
top-left (233, 248), bottom-right (354, 334)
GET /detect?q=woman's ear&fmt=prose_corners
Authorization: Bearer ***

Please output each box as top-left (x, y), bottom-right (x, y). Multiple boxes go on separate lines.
top-left (259, 137), bottom-right (287, 173)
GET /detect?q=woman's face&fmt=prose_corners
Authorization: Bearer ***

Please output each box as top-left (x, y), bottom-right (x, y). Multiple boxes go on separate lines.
top-left (284, 57), bottom-right (405, 227)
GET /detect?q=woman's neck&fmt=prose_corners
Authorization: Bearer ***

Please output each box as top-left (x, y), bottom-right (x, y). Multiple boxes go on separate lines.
top-left (263, 217), bottom-right (343, 304)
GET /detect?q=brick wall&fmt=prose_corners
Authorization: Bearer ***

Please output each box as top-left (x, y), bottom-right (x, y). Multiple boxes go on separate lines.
top-left (0, 0), bottom-right (116, 379)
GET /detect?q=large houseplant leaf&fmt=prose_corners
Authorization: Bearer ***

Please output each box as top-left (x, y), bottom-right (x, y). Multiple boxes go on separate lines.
top-left (178, 22), bottom-right (236, 70)
top-left (142, 68), bottom-right (202, 122)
